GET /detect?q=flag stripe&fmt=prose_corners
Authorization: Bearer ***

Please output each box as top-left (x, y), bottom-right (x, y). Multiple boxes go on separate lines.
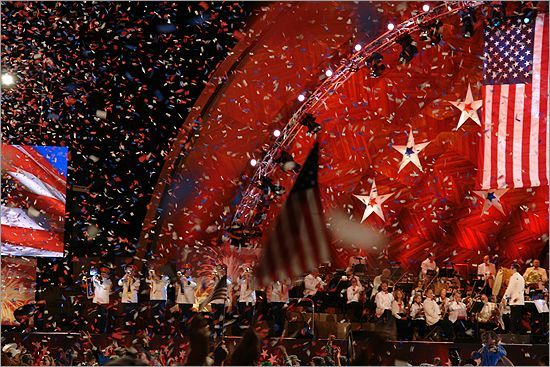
top-left (522, 83), bottom-right (533, 188)
top-left (490, 86), bottom-right (501, 188)
top-left (1, 225), bottom-right (64, 253)
top-left (512, 84), bottom-right (524, 187)
top-left (482, 85), bottom-right (493, 189)
top-left (505, 84), bottom-right (516, 188)
top-left (497, 84), bottom-right (509, 188)
top-left (538, 14), bottom-right (549, 184)
top-left (530, 14), bottom-right (544, 187)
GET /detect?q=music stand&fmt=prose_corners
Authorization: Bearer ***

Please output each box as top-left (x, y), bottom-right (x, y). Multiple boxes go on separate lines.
top-left (472, 279), bottom-right (485, 292)
top-left (439, 268), bottom-right (455, 278)
top-left (470, 301), bottom-right (484, 314)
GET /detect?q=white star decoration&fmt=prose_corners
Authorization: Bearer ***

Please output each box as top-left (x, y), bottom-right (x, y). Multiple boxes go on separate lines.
top-left (392, 128), bottom-right (430, 173)
top-left (354, 179), bottom-right (393, 222)
top-left (473, 189), bottom-right (508, 215)
top-left (449, 84), bottom-right (482, 129)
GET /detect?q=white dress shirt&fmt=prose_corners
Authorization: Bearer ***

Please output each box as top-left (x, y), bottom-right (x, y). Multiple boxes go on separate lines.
top-left (238, 276), bottom-right (256, 304)
top-left (448, 300), bottom-right (467, 323)
top-left (93, 277), bottom-right (112, 305)
top-left (375, 291), bottom-right (394, 312)
top-left (504, 272), bottom-right (525, 305)
top-left (423, 298), bottom-right (441, 326)
top-left (175, 276), bottom-right (197, 304)
top-left (421, 258), bottom-right (437, 275)
top-left (304, 274), bottom-right (325, 296)
top-left (346, 285), bottom-right (364, 303)
top-left (268, 280), bottom-right (290, 303)
top-left (478, 262), bottom-right (496, 280)
top-left (118, 275), bottom-right (140, 303)
top-left (391, 300), bottom-right (407, 319)
top-left (146, 276), bottom-right (170, 301)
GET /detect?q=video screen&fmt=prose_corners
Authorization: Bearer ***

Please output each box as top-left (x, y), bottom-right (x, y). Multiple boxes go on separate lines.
top-left (1, 144), bottom-right (68, 257)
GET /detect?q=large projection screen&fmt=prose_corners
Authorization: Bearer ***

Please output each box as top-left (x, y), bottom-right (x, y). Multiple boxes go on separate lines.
top-left (1, 144), bottom-right (68, 257)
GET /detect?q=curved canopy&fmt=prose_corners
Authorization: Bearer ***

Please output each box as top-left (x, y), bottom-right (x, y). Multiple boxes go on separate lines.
top-left (140, 2), bottom-right (548, 277)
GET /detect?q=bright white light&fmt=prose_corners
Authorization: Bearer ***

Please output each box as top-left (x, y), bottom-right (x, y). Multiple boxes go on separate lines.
top-left (422, 4), bottom-right (430, 12)
top-left (354, 44), bottom-right (362, 52)
top-left (387, 23), bottom-right (395, 31)
top-left (250, 159), bottom-right (257, 167)
top-left (1, 73), bottom-right (14, 86)
top-left (273, 129), bottom-right (281, 137)
top-left (297, 94), bottom-right (306, 102)
top-left (325, 69), bottom-right (333, 77)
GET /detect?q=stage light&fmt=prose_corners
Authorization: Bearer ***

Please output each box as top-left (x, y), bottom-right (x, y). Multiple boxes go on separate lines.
top-left (299, 113), bottom-right (322, 134)
top-left (422, 4), bottom-right (430, 12)
top-left (273, 129), bottom-right (281, 137)
top-left (387, 23), bottom-right (395, 31)
top-left (250, 159), bottom-right (257, 167)
top-left (297, 94), bottom-right (306, 102)
top-left (396, 34), bottom-right (418, 64)
top-left (275, 150), bottom-right (301, 172)
top-left (488, 3), bottom-right (506, 29)
top-left (354, 43), bottom-right (362, 51)
top-left (1, 73), bottom-right (15, 86)
top-left (325, 69), bottom-right (333, 77)
top-left (366, 52), bottom-right (386, 78)
top-left (518, 2), bottom-right (537, 24)
top-left (459, 8), bottom-right (476, 38)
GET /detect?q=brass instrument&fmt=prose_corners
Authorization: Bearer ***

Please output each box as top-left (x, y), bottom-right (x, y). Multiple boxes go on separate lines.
top-left (525, 270), bottom-right (543, 289)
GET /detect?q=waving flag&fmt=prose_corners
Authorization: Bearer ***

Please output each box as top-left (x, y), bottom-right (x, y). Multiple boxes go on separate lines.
top-left (1, 144), bottom-right (67, 257)
top-left (199, 275), bottom-right (228, 310)
top-left (479, 12), bottom-right (549, 189)
top-left (257, 142), bottom-right (333, 284)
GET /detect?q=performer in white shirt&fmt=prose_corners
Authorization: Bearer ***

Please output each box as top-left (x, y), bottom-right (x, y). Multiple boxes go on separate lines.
top-left (448, 292), bottom-right (468, 338)
top-left (92, 267), bottom-right (112, 333)
top-left (237, 267), bottom-right (256, 329)
top-left (422, 289), bottom-right (452, 340)
top-left (267, 278), bottom-right (291, 336)
top-left (410, 294), bottom-right (426, 338)
top-left (371, 268), bottom-right (391, 299)
top-left (303, 268), bottom-right (326, 297)
top-left (375, 281), bottom-right (394, 322)
top-left (477, 255), bottom-right (497, 295)
top-left (118, 265), bottom-right (140, 333)
top-left (175, 264), bottom-right (197, 333)
top-left (146, 269), bottom-right (170, 332)
top-left (523, 259), bottom-right (548, 291)
top-left (420, 253), bottom-right (438, 280)
top-left (346, 277), bottom-right (364, 322)
top-left (503, 263), bottom-right (525, 334)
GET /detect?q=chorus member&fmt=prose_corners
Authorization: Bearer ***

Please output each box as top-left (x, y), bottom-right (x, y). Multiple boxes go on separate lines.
top-left (420, 253), bottom-right (438, 279)
top-left (92, 268), bottom-right (112, 333)
top-left (448, 292), bottom-right (468, 336)
top-left (346, 277), bottom-right (364, 322)
top-left (478, 256), bottom-right (497, 295)
top-left (237, 267), bottom-right (256, 329)
top-left (375, 281), bottom-right (394, 321)
top-left (502, 263), bottom-right (525, 334)
top-left (423, 289), bottom-right (452, 340)
top-left (146, 269), bottom-right (170, 332)
top-left (267, 278), bottom-right (290, 336)
top-left (304, 268), bottom-right (326, 297)
top-left (175, 264), bottom-right (197, 332)
top-left (391, 289), bottom-right (410, 340)
top-left (118, 265), bottom-right (140, 333)
top-left (210, 265), bottom-right (232, 336)
top-left (410, 294), bottom-right (426, 339)
top-left (523, 259), bottom-right (548, 291)
top-left (371, 268), bottom-right (391, 299)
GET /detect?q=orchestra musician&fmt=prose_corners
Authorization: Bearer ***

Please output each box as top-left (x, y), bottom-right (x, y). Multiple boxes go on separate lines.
top-left (146, 269), bottom-right (170, 332)
top-left (237, 266), bottom-right (256, 329)
top-left (391, 289), bottom-right (410, 340)
top-left (502, 263), bottom-right (525, 334)
top-left (175, 264), bottom-right (197, 333)
top-left (448, 292), bottom-right (468, 337)
top-left (423, 289), bottom-right (453, 341)
top-left (304, 268), bottom-right (326, 310)
top-left (92, 267), bottom-right (112, 333)
top-left (478, 256), bottom-right (497, 296)
top-left (371, 268), bottom-right (392, 299)
top-left (267, 278), bottom-right (291, 336)
top-left (346, 277), bottom-right (364, 322)
top-left (477, 293), bottom-right (501, 331)
top-left (523, 259), bottom-right (548, 292)
top-left (436, 288), bottom-right (450, 319)
top-left (118, 265), bottom-right (140, 333)
top-left (374, 281), bottom-right (394, 322)
top-left (420, 253), bottom-right (438, 280)
top-left (410, 294), bottom-right (426, 339)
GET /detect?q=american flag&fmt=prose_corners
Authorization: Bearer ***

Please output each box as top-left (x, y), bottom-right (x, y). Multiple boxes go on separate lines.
top-left (1, 144), bottom-right (67, 257)
top-left (479, 13), bottom-right (549, 189)
top-left (257, 142), bottom-right (332, 284)
top-left (199, 275), bottom-right (228, 310)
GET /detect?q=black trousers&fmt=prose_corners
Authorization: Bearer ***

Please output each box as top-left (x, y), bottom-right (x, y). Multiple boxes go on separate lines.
top-left (238, 302), bottom-right (255, 328)
top-left (510, 305), bottom-right (523, 334)
top-left (150, 300), bottom-right (166, 333)
top-left (270, 302), bottom-right (286, 336)
top-left (122, 303), bottom-right (138, 333)
top-left (395, 318), bottom-right (411, 340)
top-left (178, 303), bottom-right (193, 333)
top-left (95, 304), bottom-right (109, 333)
top-left (411, 319), bottom-right (426, 338)
top-left (347, 301), bottom-right (363, 322)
